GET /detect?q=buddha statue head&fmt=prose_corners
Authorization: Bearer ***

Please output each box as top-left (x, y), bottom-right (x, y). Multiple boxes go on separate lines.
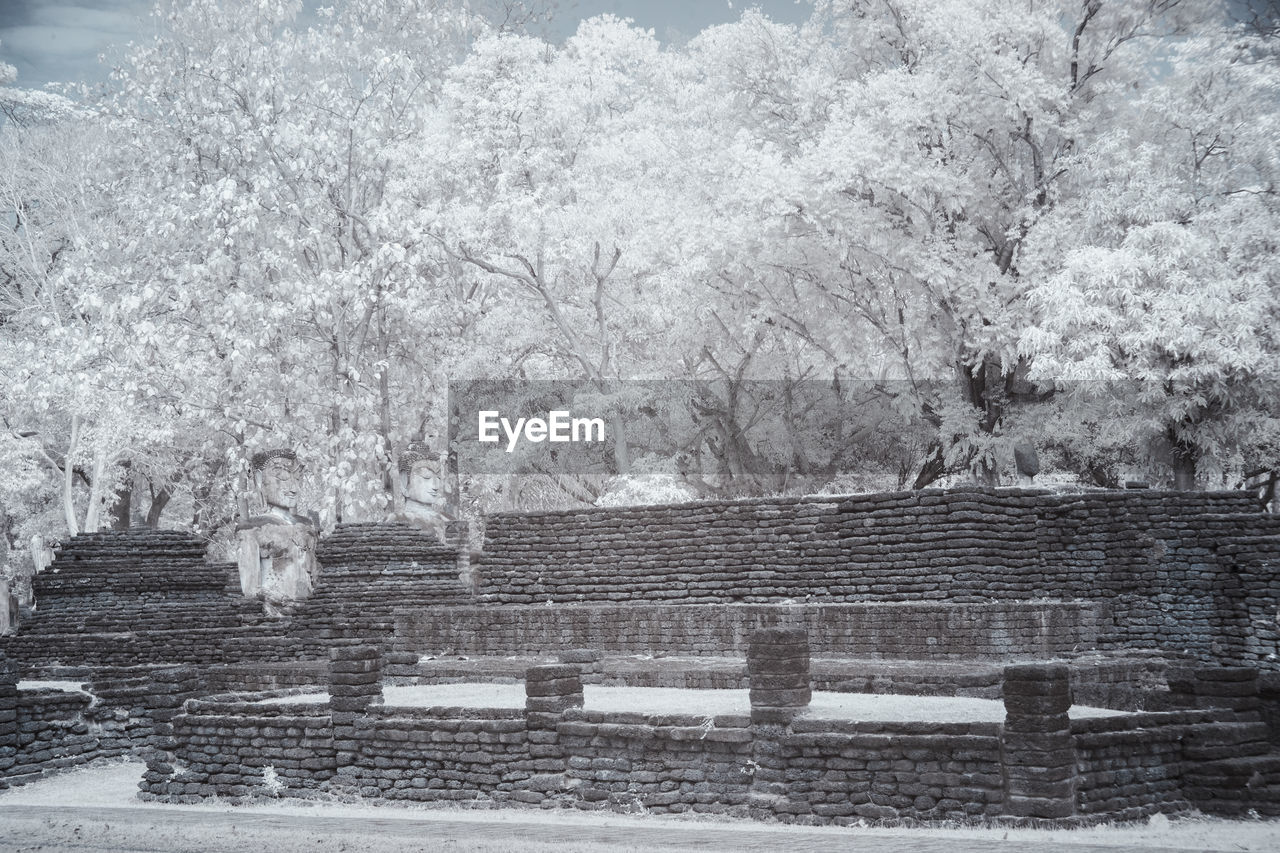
top-left (251, 448), bottom-right (302, 515)
top-left (398, 444), bottom-right (446, 511)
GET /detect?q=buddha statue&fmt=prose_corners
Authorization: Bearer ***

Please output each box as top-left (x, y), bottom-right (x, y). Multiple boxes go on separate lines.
top-left (30, 534), bottom-right (53, 574)
top-left (390, 444), bottom-right (452, 544)
top-left (236, 448), bottom-right (318, 615)
top-left (0, 578), bottom-right (14, 634)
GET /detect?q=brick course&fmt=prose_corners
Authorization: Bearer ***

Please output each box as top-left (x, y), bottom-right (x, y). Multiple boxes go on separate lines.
top-left (395, 601), bottom-right (1099, 659)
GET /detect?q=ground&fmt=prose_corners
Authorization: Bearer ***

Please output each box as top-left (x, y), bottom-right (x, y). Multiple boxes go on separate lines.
top-left (2, 761), bottom-right (1280, 853)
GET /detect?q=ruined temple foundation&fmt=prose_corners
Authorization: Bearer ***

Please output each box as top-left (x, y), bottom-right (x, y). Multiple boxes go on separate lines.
top-left (4, 487), bottom-right (1280, 823)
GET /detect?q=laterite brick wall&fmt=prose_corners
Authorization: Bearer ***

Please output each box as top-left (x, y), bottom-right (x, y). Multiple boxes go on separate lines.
top-left (394, 602), bottom-right (1100, 659)
top-left (474, 489), bottom-right (1278, 666)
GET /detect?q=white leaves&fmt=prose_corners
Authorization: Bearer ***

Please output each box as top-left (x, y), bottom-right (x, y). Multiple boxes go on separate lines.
top-left (1, 0), bottom-right (1275, 525)
top-left (1014, 26), bottom-right (1280, 479)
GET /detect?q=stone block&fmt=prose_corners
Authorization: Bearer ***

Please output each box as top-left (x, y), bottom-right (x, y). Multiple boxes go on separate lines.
top-left (746, 656), bottom-right (811, 676)
top-left (1001, 680), bottom-right (1072, 698)
top-left (749, 687), bottom-right (812, 708)
top-left (749, 672), bottom-right (812, 691)
top-left (1001, 731), bottom-right (1073, 753)
top-left (1004, 694), bottom-right (1071, 716)
top-left (329, 646), bottom-right (380, 662)
top-left (526, 665), bottom-right (581, 682)
top-left (525, 678), bottom-right (583, 698)
top-left (751, 707), bottom-right (802, 725)
top-left (330, 680), bottom-right (380, 697)
top-left (526, 695), bottom-right (583, 714)
top-left (329, 660), bottom-right (381, 674)
top-left (329, 697), bottom-right (374, 713)
top-left (1004, 795), bottom-right (1075, 819)
top-left (1003, 713), bottom-right (1070, 734)
top-left (1004, 764), bottom-right (1075, 784)
top-left (1003, 663), bottom-right (1070, 683)
top-left (749, 627), bottom-right (809, 650)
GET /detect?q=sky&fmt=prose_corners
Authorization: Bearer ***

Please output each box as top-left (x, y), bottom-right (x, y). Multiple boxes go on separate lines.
top-left (0, 0), bottom-right (811, 91)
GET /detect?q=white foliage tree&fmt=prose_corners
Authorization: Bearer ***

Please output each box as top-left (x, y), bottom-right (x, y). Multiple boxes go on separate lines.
top-left (1021, 27), bottom-right (1280, 487)
top-left (3, 0), bottom-right (1277, 536)
top-left (80, 0), bottom-right (481, 528)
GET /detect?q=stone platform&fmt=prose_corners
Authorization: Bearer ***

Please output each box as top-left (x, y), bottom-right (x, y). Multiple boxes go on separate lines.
top-left (4, 489), bottom-right (1280, 822)
top-left (391, 649), bottom-right (1179, 711)
top-left (394, 600), bottom-right (1101, 659)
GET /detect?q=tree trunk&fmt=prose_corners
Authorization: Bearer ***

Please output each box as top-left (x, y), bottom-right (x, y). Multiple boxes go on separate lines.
top-left (83, 446), bottom-right (108, 533)
top-left (376, 303), bottom-right (396, 501)
top-left (63, 416), bottom-right (81, 537)
top-left (611, 412), bottom-right (630, 475)
top-left (959, 358), bottom-right (1004, 488)
top-left (109, 460), bottom-right (132, 530)
top-left (0, 508), bottom-right (10, 573)
top-left (912, 444), bottom-right (946, 489)
top-left (1170, 429), bottom-right (1199, 490)
top-left (145, 486), bottom-right (173, 527)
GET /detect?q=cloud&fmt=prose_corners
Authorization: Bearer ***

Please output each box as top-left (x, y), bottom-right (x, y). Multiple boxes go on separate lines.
top-left (0, 0), bottom-right (813, 91)
top-left (0, 1), bottom-right (150, 88)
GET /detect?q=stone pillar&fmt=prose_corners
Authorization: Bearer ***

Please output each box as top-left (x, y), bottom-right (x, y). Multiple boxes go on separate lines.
top-left (559, 649), bottom-right (602, 676)
top-left (0, 653), bottom-right (18, 783)
top-left (746, 628), bottom-right (810, 819)
top-left (328, 645), bottom-right (382, 773)
top-left (1260, 672), bottom-right (1280, 746)
top-left (1168, 666), bottom-right (1260, 717)
top-left (525, 664), bottom-right (583, 728)
top-left (1001, 662), bottom-right (1077, 819)
top-left (522, 664), bottom-right (579, 794)
top-left (747, 627), bottom-right (811, 723)
top-left (1174, 666), bottom-right (1271, 816)
top-left (139, 665), bottom-right (200, 799)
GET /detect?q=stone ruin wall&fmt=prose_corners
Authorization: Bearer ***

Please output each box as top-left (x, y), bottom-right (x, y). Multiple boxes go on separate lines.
top-left (478, 490), bottom-right (1261, 606)
top-left (6, 489), bottom-right (1277, 672)
top-left (0, 488), bottom-right (1276, 823)
top-left (134, 642), bottom-right (1280, 823)
top-left (471, 489), bottom-right (1280, 667)
top-left (0, 653), bottom-right (192, 789)
top-left (0, 523), bottom-right (468, 673)
top-left (395, 601), bottom-right (1101, 659)
top-left (11, 644), bottom-right (1272, 822)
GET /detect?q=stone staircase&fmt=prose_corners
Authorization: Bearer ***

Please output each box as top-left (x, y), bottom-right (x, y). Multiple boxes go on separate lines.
top-left (286, 523), bottom-right (473, 644)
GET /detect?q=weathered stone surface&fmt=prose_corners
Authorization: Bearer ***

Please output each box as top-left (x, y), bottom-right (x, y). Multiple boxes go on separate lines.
top-left (397, 602), bottom-right (1100, 660)
top-left (1001, 662), bottom-right (1079, 819)
top-left (457, 489), bottom-right (1277, 673)
top-left (748, 687), bottom-right (812, 708)
top-left (237, 449), bottom-right (319, 615)
top-left (525, 665), bottom-right (582, 682)
top-left (9, 488), bottom-right (1280, 826)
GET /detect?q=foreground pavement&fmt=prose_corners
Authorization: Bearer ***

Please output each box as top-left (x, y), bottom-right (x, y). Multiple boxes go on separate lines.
top-left (2, 763), bottom-right (1278, 853)
top-left (0, 804), bottom-right (1264, 853)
